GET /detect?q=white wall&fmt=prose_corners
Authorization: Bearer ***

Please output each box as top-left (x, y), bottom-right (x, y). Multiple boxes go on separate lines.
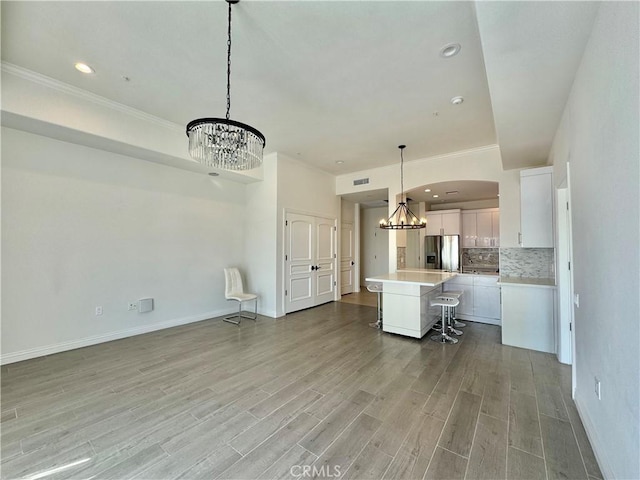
top-left (277, 154), bottom-right (340, 316)
top-left (245, 153), bottom-right (339, 318)
top-left (1, 127), bottom-right (247, 363)
top-left (360, 207), bottom-right (389, 284)
top-left (244, 152), bottom-right (279, 318)
top-left (337, 145), bottom-right (522, 270)
top-left (548, 3), bottom-right (639, 478)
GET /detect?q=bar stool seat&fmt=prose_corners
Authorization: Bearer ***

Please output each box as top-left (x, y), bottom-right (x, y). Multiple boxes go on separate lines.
top-left (366, 283), bottom-right (383, 329)
top-left (430, 297), bottom-right (460, 344)
top-left (437, 290), bottom-right (466, 329)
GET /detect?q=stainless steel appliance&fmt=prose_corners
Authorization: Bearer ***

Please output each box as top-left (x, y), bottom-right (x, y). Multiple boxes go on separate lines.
top-left (425, 235), bottom-right (460, 272)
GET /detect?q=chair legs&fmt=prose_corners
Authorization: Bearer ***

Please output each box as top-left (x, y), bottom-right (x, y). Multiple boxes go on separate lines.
top-left (224, 299), bottom-right (258, 325)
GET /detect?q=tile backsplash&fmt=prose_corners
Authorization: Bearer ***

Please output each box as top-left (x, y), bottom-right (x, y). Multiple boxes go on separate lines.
top-left (397, 247), bottom-right (406, 270)
top-left (500, 248), bottom-right (555, 279)
top-left (462, 248), bottom-right (499, 268)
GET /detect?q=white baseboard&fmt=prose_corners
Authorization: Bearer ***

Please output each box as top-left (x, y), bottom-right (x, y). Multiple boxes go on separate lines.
top-left (1, 308), bottom-right (236, 365)
top-left (456, 314), bottom-right (501, 326)
top-left (575, 394), bottom-right (613, 480)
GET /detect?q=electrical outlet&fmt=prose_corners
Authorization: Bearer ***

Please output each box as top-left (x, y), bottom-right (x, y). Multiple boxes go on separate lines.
top-left (594, 377), bottom-right (601, 400)
top-left (95, 306), bottom-right (103, 316)
top-left (128, 302), bottom-right (137, 311)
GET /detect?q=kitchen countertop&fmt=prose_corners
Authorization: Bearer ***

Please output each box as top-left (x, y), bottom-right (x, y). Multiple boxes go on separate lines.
top-left (366, 271), bottom-right (457, 287)
top-left (498, 276), bottom-right (556, 287)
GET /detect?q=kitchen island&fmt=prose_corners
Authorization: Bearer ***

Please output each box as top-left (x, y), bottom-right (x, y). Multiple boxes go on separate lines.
top-left (365, 271), bottom-right (457, 338)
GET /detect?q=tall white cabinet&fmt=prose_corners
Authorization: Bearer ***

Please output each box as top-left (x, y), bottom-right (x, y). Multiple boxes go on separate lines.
top-left (519, 166), bottom-right (554, 247)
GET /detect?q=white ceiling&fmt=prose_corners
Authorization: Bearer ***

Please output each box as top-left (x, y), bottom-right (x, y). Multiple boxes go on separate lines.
top-left (1, 1), bottom-right (598, 174)
top-left (407, 180), bottom-right (498, 204)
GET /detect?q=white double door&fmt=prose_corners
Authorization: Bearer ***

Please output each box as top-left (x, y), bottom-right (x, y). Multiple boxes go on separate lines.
top-left (285, 213), bottom-right (337, 313)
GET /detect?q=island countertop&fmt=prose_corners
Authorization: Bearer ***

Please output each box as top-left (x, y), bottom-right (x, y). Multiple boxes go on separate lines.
top-left (365, 271), bottom-right (457, 287)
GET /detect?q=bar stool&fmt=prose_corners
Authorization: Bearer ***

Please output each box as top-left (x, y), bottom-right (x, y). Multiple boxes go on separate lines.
top-left (430, 297), bottom-right (460, 344)
top-left (435, 290), bottom-right (466, 329)
top-left (366, 283), bottom-right (383, 329)
top-left (437, 291), bottom-right (464, 336)
top-left (442, 290), bottom-right (466, 328)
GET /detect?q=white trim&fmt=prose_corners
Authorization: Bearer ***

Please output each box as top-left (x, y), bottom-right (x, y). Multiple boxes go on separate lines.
top-left (575, 395), bottom-right (612, 480)
top-left (455, 314), bottom-right (501, 326)
top-left (0, 308), bottom-right (237, 365)
top-left (1, 62), bottom-right (183, 132)
top-left (409, 143), bottom-right (500, 165)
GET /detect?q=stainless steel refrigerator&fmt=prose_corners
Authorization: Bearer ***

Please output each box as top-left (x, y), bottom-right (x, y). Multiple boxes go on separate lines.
top-left (424, 235), bottom-right (460, 272)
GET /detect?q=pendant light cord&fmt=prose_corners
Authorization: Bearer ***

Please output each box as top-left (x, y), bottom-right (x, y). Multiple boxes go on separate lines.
top-left (400, 145), bottom-right (406, 204)
top-left (226, 1), bottom-right (232, 121)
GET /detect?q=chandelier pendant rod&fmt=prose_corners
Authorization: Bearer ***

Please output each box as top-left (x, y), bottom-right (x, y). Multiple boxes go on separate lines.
top-left (226, 0), bottom-right (232, 122)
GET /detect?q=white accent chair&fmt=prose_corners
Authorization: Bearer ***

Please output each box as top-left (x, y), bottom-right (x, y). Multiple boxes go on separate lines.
top-left (224, 267), bottom-right (258, 325)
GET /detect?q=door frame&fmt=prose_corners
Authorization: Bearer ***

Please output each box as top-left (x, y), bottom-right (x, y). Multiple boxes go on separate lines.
top-left (340, 221), bottom-right (355, 295)
top-left (555, 186), bottom-right (573, 365)
top-left (283, 208), bottom-right (338, 314)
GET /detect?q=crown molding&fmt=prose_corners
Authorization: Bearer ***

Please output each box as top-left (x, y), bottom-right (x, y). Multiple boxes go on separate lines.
top-left (410, 143), bottom-right (500, 164)
top-left (1, 62), bottom-right (183, 132)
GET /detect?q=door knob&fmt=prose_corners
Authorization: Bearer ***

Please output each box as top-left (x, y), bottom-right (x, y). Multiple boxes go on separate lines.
top-left (351, 261), bottom-right (355, 266)
top-left (310, 265), bottom-right (316, 271)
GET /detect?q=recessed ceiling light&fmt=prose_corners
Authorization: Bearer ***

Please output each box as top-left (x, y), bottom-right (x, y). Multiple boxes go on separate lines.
top-left (446, 191), bottom-right (459, 195)
top-left (424, 189), bottom-right (431, 192)
top-left (208, 172), bottom-right (219, 176)
top-left (74, 62), bottom-right (95, 74)
top-left (433, 194), bottom-right (439, 198)
top-left (451, 96), bottom-right (464, 105)
top-left (335, 160), bottom-right (344, 164)
top-left (440, 43), bottom-right (461, 58)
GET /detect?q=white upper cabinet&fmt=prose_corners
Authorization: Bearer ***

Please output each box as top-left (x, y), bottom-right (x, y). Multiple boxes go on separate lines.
top-left (425, 209), bottom-right (461, 236)
top-left (492, 211), bottom-right (500, 247)
top-left (520, 166), bottom-right (554, 248)
top-left (425, 212), bottom-right (442, 236)
top-left (442, 212), bottom-right (461, 235)
top-left (462, 208), bottom-right (499, 247)
top-left (462, 212), bottom-right (477, 247)
top-left (476, 211), bottom-right (493, 247)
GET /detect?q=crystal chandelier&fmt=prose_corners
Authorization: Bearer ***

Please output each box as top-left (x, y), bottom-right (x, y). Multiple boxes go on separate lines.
top-left (186, 0), bottom-right (265, 171)
top-left (380, 145), bottom-right (426, 230)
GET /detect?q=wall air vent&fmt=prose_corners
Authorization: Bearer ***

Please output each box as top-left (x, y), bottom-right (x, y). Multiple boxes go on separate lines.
top-left (353, 178), bottom-right (370, 186)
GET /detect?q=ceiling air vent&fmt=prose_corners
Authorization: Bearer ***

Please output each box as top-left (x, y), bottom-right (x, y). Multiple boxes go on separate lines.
top-left (353, 178), bottom-right (370, 186)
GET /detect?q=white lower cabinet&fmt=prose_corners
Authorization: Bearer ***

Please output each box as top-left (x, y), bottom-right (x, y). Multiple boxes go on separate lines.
top-left (444, 274), bottom-right (501, 325)
top-left (501, 283), bottom-right (555, 353)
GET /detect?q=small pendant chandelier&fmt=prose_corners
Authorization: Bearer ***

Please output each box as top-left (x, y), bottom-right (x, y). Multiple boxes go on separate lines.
top-left (186, 0), bottom-right (265, 171)
top-left (380, 145), bottom-right (426, 230)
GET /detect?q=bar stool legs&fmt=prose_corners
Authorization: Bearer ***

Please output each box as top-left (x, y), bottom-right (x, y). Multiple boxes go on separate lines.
top-left (430, 299), bottom-right (459, 344)
top-left (367, 283), bottom-right (383, 329)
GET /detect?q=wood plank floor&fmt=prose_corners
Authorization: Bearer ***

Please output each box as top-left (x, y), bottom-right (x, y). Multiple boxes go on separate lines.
top-left (1, 302), bottom-right (602, 480)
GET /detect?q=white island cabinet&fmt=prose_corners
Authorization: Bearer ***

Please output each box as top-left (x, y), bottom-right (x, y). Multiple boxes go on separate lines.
top-left (365, 271), bottom-right (457, 338)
